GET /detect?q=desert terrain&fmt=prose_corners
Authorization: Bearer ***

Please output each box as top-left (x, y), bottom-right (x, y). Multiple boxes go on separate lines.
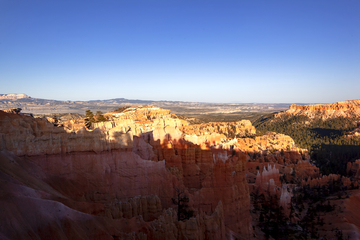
top-left (0, 94), bottom-right (289, 123)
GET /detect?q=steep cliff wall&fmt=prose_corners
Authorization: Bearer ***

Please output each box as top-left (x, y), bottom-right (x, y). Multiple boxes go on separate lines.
top-left (0, 150), bottom-right (227, 240)
top-left (0, 109), bottom-right (253, 239)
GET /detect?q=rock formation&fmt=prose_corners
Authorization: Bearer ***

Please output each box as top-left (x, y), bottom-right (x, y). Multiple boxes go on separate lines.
top-left (346, 123), bottom-right (360, 138)
top-left (0, 149), bottom-right (227, 240)
top-left (246, 100), bottom-right (360, 238)
top-left (254, 164), bottom-right (281, 195)
top-left (275, 100), bottom-right (360, 119)
top-left (279, 185), bottom-right (292, 217)
top-left (236, 132), bottom-right (307, 155)
top-left (181, 120), bottom-right (255, 143)
top-left (301, 174), bottom-right (339, 188)
top-left (5, 102), bottom-right (354, 239)
top-left (0, 108), bottom-right (254, 239)
top-left (288, 160), bottom-right (320, 179)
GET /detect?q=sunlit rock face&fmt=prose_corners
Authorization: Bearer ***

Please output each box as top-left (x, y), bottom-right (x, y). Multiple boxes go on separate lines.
top-left (236, 131), bottom-right (307, 155)
top-left (0, 110), bottom-right (132, 155)
top-left (0, 106), bottom-right (189, 156)
top-left (0, 108), bottom-right (254, 239)
top-left (181, 120), bottom-right (256, 137)
top-left (180, 120), bottom-right (255, 146)
top-left (275, 100), bottom-right (360, 119)
top-left (236, 132), bottom-right (310, 178)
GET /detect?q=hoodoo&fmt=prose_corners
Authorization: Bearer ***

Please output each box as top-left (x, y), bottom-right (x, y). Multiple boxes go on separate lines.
top-left (2, 101), bottom-right (360, 239)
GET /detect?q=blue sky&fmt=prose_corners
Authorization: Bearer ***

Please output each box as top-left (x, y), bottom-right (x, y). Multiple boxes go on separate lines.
top-left (0, 0), bottom-right (359, 103)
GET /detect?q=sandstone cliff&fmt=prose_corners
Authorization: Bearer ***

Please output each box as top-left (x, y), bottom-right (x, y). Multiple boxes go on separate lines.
top-left (0, 108), bottom-right (254, 239)
top-left (0, 149), bottom-right (228, 240)
top-left (275, 100), bottom-right (360, 119)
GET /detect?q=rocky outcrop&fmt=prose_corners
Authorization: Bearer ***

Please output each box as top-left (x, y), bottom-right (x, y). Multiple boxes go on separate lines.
top-left (346, 123), bottom-right (360, 138)
top-left (288, 160), bottom-right (319, 179)
top-left (0, 105), bottom-right (189, 156)
top-left (3, 108), bottom-right (21, 114)
top-left (275, 100), bottom-right (360, 119)
top-left (181, 120), bottom-right (255, 138)
top-left (0, 117), bottom-right (133, 156)
top-left (105, 106), bottom-right (187, 123)
top-left (235, 132), bottom-right (309, 172)
top-left (254, 164), bottom-right (281, 195)
top-left (236, 132), bottom-right (307, 154)
top-left (178, 120), bottom-right (255, 147)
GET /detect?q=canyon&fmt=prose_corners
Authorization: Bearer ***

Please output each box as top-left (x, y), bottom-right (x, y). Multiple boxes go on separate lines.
top-left (1, 100), bottom-right (360, 239)
top-left (0, 106), bottom-right (254, 239)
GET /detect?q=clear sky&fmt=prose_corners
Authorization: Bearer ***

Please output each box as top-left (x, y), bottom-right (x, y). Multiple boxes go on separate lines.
top-left (0, 0), bottom-right (359, 103)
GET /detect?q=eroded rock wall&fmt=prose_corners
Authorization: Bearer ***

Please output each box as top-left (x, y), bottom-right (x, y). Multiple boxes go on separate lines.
top-left (0, 109), bottom-right (253, 239)
top-left (180, 120), bottom-right (255, 146)
top-left (275, 100), bottom-right (360, 119)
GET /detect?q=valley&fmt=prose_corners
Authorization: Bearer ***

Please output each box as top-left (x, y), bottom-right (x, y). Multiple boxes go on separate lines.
top-left (0, 94), bottom-right (288, 123)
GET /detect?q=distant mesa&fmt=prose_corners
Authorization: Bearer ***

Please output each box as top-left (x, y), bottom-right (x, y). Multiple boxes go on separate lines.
top-left (0, 93), bottom-right (30, 100)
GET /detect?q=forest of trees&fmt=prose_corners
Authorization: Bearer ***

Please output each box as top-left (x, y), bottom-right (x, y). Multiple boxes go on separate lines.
top-left (254, 114), bottom-right (360, 175)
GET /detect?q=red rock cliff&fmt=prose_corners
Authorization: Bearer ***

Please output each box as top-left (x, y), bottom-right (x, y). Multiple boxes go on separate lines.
top-left (275, 100), bottom-right (360, 119)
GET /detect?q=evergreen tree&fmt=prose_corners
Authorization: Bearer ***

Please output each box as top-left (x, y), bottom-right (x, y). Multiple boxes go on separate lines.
top-left (85, 110), bottom-right (95, 128)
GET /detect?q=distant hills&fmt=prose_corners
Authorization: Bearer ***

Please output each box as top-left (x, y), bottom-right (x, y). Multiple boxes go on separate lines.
top-left (0, 94), bottom-right (290, 117)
